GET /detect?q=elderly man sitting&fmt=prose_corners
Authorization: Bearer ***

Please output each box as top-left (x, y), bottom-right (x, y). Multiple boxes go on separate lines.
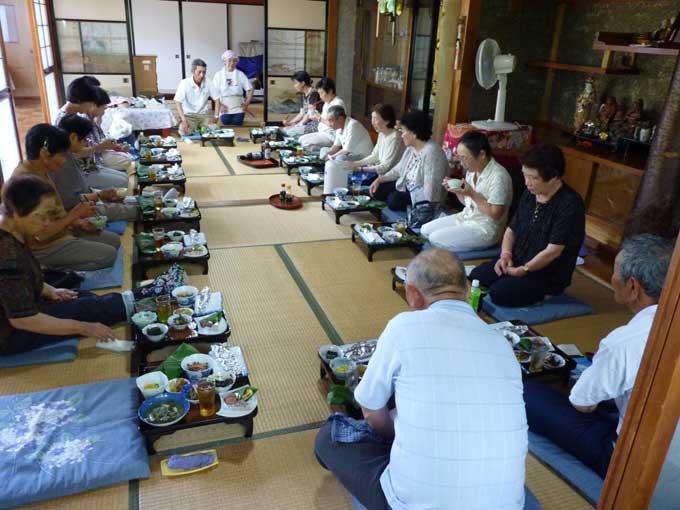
top-left (315, 248), bottom-right (528, 510)
top-left (524, 234), bottom-right (674, 479)
top-left (174, 58), bottom-right (212, 136)
top-left (322, 105), bottom-right (374, 194)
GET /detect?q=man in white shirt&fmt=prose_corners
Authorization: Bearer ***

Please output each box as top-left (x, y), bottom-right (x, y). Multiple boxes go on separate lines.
top-left (174, 58), bottom-right (212, 136)
top-left (315, 248), bottom-right (528, 510)
top-left (211, 49), bottom-right (253, 126)
top-left (298, 77), bottom-right (345, 149)
top-left (524, 234), bottom-right (674, 478)
top-left (322, 105), bottom-right (374, 193)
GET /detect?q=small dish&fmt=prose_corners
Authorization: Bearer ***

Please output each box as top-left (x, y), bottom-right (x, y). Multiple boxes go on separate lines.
top-left (394, 266), bottom-right (407, 281)
top-left (172, 285), bottom-right (199, 305)
top-left (138, 393), bottom-right (189, 428)
top-left (136, 371), bottom-right (168, 399)
top-left (142, 323), bottom-right (168, 342)
top-left (502, 330), bottom-right (521, 347)
top-left (183, 245), bottom-right (208, 258)
top-left (319, 345), bottom-right (342, 362)
top-left (217, 386), bottom-right (258, 418)
top-left (181, 354), bottom-right (215, 381)
top-left (132, 311), bottom-right (157, 329)
top-left (542, 352), bottom-right (566, 369)
top-left (355, 195), bottom-right (370, 205)
top-left (166, 377), bottom-right (191, 394)
top-left (515, 351), bottom-right (531, 363)
top-left (329, 358), bottom-right (356, 380)
top-left (160, 207), bottom-right (180, 219)
top-left (167, 313), bottom-right (193, 331)
top-left (382, 230), bottom-right (403, 243)
top-left (196, 315), bottom-right (228, 336)
top-left (173, 307), bottom-right (194, 317)
top-left (166, 230), bottom-right (185, 243)
top-left (207, 370), bottom-right (235, 394)
top-left (333, 187), bottom-right (349, 197)
top-left (180, 382), bottom-right (199, 404)
top-left (163, 198), bottom-right (178, 208)
top-left (160, 242), bottom-right (183, 259)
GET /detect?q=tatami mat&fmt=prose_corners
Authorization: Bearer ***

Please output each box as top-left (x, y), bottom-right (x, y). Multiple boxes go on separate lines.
top-left (184, 173), bottom-right (300, 204)
top-left (216, 144), bottom-right (288, 175)
top-left (283, 239), bottom-right (413, 344)
top-left (525, 454), bottom-right (591, 510)
top-left (16, 482), bottom-right (129, 510)
top-left (199, 205), bottom-right (350, 248)
top-left (139, 428), bottom-right (350, 510)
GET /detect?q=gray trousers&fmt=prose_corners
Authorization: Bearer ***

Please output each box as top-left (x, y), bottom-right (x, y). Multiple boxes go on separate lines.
top-left (314, 421), bottom-right (391, 510)
top-left (96, 202), bottom-right (138, 221)
top-left (33, 230), bottom-right (120, 271)
top-left (84, 166), bottom-right (129, 189)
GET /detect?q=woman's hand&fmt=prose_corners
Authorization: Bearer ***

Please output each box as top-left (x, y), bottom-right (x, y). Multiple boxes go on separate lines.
top-left (47, 288), bottom-right (79, 302)
top-left (98, 188), bottom-right (119, 202)
top-left (69, 201), bottom-right (97, 221)
top-left (98, 139), bottom-right (118, 151)
top-left (494, 255), bottom-right (513, 276)
top-left (78, 321), bottom-right (116, 340)
top-left (369, 178), bottom-right (381, 196)
top-left (450, 181), bottom-right (476, 199)
top-left (504, 266), bottom-right (527, 278)
top-left (75, 219), bottom-right (98, 233)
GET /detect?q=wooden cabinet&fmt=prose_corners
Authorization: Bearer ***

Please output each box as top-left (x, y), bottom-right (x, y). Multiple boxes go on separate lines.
top-left (562, 145), bottom-right (644, 249)
top-left (133, 55), bottom-right (158, 96)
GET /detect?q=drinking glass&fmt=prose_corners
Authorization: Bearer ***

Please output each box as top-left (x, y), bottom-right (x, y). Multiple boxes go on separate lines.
top-left (394, 222), bottom-right (407, 234)
top-left (352, 181), bottom-right (362, 196)
top-left (197, 379), bottom-right (216, 417)
top-left (155, 295), bottom-right (172, 323)
top-left (529, 345), bottom-right (550, 372)
top-left (152, 227), bottom-right (165, 248)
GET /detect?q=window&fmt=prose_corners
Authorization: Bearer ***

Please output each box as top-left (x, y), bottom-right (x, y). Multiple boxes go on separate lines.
top-left (33, 0), bottom-right (53, 71)
top-left (56, 20), bottom-right (130, 74)
top-left (0, 4), bottom-right (19, 43)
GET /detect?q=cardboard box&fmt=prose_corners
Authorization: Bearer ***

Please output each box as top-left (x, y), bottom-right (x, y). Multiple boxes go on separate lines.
top-left (133, 55), bottom-right (158, 96)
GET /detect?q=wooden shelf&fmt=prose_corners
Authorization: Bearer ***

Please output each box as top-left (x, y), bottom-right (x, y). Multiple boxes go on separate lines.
top-left (593, 42), bottom-right (680, 57)
top-left (561, 144), bottom-right (645, 177)
top-left (527, 60), bottom-right (639, 75)
top-left (366, 80), bottom-right (404, 93)
top-left (586, 213), bottom-right (625, 249)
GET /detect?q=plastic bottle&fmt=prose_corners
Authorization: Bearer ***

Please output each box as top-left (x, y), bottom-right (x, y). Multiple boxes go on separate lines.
top-left (279, 184), bottom-right (286, 201)
top-left (468, 279), bottom-right (482, 312)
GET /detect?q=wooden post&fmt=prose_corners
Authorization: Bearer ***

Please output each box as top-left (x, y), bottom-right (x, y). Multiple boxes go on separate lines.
top-left (432, 0), bottom-right (462, 142)
top-left (326, 0), bottom-right (339, 80)
top-left (539, 2), bottom-right (566, 121)
top-left (447, 0), bottom-right (481, 124)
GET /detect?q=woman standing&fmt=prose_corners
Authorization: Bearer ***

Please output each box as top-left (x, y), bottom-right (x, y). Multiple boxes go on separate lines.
top-left (369, 110), bottom-right (448, 211)
top-left (211, 50), bottom-right (254, 126)
top-left (421, 131), bottom-right (512, 252)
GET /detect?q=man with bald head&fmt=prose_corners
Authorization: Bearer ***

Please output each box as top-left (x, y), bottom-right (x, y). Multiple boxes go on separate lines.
top-left (315, 249), bottom-right (528, 510)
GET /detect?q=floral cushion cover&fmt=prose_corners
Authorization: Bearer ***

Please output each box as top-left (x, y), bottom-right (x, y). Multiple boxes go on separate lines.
top-left (0, 378), bottom-right (149, 507)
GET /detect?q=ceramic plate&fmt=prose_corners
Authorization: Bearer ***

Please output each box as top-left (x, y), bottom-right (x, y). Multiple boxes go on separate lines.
top-left (196, 316), bottom-right (229, 336)
top-left (394, 266), bottom-right (407, 281)
top-left (543, 352), bottom-right (566, 369)
top-left (216, 386), bottom-right (258, 418)
top-left (183, 245), bottom-right (208, 258)
top-left (180, 210), bottom-right (200, 218)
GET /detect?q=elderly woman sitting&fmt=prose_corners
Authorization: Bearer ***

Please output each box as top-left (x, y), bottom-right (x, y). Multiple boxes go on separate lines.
top-left (321, 106), bottom-right (374, 194)
top-left (350, 103), bottom-right (404, 181)
top-left (421, 131), bottom-right (512, 252)
top-left (368, 110), bottom-right (448, 211)
top-left (469, 144), bottom-right (585, 307)
top-left (0, 174), bottom-right (134, 355)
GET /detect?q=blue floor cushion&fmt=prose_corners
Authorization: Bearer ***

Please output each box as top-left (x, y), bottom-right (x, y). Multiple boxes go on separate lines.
top-left (105, 220), bottom-right (127, 235)
top-left (528, 431), bottom-right (602, 506)
top-left (351, 486), bottom-right (541, 509)
top-left (482, 294), bottom-right (593, 325)
top-left (79, 247), bottom-right (124, 291)
top-left (0, 378), bottom-right (150, 508)
top-left (422, 242), bottom-right (501, 261)
top-left (0, 338), bottom-right (79, 368)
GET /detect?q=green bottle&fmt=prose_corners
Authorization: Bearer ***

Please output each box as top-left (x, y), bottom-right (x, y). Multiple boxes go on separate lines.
top-left (469, 279), bottom-right (482, 312)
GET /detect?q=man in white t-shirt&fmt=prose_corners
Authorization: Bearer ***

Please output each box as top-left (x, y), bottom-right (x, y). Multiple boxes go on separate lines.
top-left (524, 234), bottom-right (674, 478)
top-left (298, 77), bottom-right (345, 149)
top-left (173, 58), bottom-right (212, 136)
top-left (315, 249), bottom-right (528, 510)
top-left (211, 49), bottom-right (253, 126)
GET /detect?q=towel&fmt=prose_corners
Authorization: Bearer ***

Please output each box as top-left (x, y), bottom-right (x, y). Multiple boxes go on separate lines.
top-left (167, 453), bottom-right (215, 471)
top-left (328, 413), bottom-right (384, 444)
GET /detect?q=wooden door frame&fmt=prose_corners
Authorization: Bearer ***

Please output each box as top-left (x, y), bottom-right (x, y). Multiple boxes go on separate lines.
top-left (599, 233), bottom-right (680, 509)
top-left (0, 18), bottom-right (23, 162)
top-left (26, 0), bottom-right (62, 123)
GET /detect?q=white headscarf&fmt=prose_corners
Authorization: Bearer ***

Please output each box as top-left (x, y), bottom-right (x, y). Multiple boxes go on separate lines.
top-left (221, 50), bottom-right (237, 62)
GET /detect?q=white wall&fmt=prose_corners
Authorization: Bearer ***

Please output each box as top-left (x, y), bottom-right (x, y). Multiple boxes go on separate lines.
top-left (53, 0), bottom-right (126, 21)
top-left (228, 4), bottom-right (264, 49)
top-left (3, 0), bottom-right (39, 97)
top-left (268, 0), bottom-right (326, 30)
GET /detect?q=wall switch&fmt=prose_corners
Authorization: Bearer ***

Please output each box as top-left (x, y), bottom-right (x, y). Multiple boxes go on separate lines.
top-left (123, 78), bottom-right (129, 83)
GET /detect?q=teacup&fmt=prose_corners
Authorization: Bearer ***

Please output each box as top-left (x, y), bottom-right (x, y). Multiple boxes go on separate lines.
top-left (447, 178), bottom-right (464, 189)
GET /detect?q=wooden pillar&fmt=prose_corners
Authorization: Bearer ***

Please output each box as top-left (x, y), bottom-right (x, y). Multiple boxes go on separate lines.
top-left (432, 0), bottom-right (462, 142)
top-left (326, 0), bottom-right (339, 80)
top-left (447, 0), bottom-right (481, 124)
top-left (627, 54), bottom-right (680, 235)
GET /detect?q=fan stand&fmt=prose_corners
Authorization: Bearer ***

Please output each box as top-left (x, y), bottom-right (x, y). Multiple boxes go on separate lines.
top-left (472, 75), bottom-right (519, 132)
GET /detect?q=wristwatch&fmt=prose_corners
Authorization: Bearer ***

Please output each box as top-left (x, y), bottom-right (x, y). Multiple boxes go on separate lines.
top-left (522, 264), bottom-right (530, 274)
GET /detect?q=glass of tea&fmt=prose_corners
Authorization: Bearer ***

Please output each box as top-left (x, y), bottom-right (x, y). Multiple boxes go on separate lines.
top-left (152, 227), bottom-right (165, 248)
top-left (197, 379), bottom-right (216, 417)
top-left (155, 294), bottom-right (172, 323)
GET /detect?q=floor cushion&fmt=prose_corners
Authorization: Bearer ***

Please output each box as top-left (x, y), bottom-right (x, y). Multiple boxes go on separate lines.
top-left (105, 220), bottom-right (127, 235)
top-left (422, 241), bottom-right (501, 261)
top-left (481, 294), bottom-right (593, 325)
top-left (0, 338), bottom-right (79, 368)
top-left (79, 247), bottom-right (124, 291)
top-left (0, 378), bottom-right (150, 508)
top-left (528, 431), bottom-right (602, 506)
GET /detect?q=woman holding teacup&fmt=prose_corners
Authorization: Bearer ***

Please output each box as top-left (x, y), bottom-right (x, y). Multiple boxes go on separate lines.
top-left (420, 131), bottom-right (513, 252)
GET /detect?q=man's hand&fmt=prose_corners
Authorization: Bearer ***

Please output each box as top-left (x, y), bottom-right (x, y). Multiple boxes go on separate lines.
top-left (78, 322), bottom-right (115, 340)
top-left (69, 201), bottom-right (97, 221)
top-left (99, 188), bottom-right (119, 202)
top-left (369, 178), bottom-right (381, 196)
top-left (180, 120), bottom-right (189, 134)
top-left (47, 288), bottom-right (79, 302)
top-left (494, 255), bottom-right (513, 276)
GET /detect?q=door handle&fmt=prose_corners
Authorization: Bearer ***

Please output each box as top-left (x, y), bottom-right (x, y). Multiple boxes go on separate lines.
top-left (186, 55), bottom-right (191, 59)
top-left (175, 54), bottom-right (180, 59)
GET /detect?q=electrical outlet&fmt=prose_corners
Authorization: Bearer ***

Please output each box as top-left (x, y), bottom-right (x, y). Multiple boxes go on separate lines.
top-left (123, 77), bottom-right (129, 83)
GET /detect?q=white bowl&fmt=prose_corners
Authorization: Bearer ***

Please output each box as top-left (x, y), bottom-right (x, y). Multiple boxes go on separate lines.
top-left (181, 354), bottom-right (215, 381)
top-left (447, 178), bottom-right (463, 189)
top-left (160, 242), bottom-right (183, 259)
top-left (163, 198), bottom-right (178, 208)
top-left (207, 370), bottom-right (236, 394)
top-left (142, 323), bottom-right (168, 342)
top-left (166, 230), bottom-right (185, 242)
top-left (167, 313), bottom-right (192, 331)
top-left (166, 377), bottom-right (190, 394)
top-left (333, 187), bottom-right (349, 197)
top-left (172, 285), bottom-right (198, 305)
top-left (136, 372), bottom-right (168, 399)
top-left (132, 311), bottom-right (157, 329)
top-left (160, 207), bottom-right (179, 219)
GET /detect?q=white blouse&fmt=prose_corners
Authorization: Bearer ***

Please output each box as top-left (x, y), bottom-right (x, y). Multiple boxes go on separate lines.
top-left (354, 130), bottom-right (404, 175)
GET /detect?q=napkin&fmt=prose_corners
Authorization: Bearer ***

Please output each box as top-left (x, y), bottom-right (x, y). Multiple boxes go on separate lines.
top-left (195, 291), bottom-right (222, 316)
top-left (167, 452), bottom-right (215, 471)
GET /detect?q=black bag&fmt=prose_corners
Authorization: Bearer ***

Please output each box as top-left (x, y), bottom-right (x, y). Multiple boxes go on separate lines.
top-left (407, 200), bottom-right (438, 229)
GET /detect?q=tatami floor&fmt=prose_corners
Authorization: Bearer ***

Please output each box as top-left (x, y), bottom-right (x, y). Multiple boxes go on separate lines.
top-left (6, 125), bottom-right (631, 510)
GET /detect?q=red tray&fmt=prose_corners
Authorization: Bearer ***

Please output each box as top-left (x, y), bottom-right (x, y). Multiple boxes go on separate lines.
top-left (269, 194), bottom-right (303, 210)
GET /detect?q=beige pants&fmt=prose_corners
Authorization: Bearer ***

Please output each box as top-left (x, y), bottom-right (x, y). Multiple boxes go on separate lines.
top-left (179, 114), bottom-right (212, 136)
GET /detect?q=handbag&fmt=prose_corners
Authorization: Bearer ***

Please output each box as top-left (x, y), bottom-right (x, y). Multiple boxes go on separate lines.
top-left (407, 200), bottom-right (438, 229)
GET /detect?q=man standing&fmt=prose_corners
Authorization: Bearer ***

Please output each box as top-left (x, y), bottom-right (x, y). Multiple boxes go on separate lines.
top-left (315, 249), bottom-right (528, 510)
top-left (174, 59), bottom-right (212, 136)
top-left (211, 50), bottom-right (253, 126)
top-left (524, 234), bottom-right (674, 479)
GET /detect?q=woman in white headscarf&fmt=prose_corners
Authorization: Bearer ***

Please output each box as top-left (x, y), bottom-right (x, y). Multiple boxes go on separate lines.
top-left (211, 50), bottom-right (253, 126)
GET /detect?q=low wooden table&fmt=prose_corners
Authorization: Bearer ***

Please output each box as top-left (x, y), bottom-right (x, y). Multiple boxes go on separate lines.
top-left (351, 222), bottom-right (424, 262)
top-left (297, 173), bottom-right (324, 195)
top-left (281, 157), bottom-right (325, 176)
top-left (201, 134), bottom-right (235, 147)
top-left (136, 205), bottom-right (202, 233)
top-left (132, 242), bottom-right (210, 280)
top-left (321, 194), bottom-right (382, 225)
